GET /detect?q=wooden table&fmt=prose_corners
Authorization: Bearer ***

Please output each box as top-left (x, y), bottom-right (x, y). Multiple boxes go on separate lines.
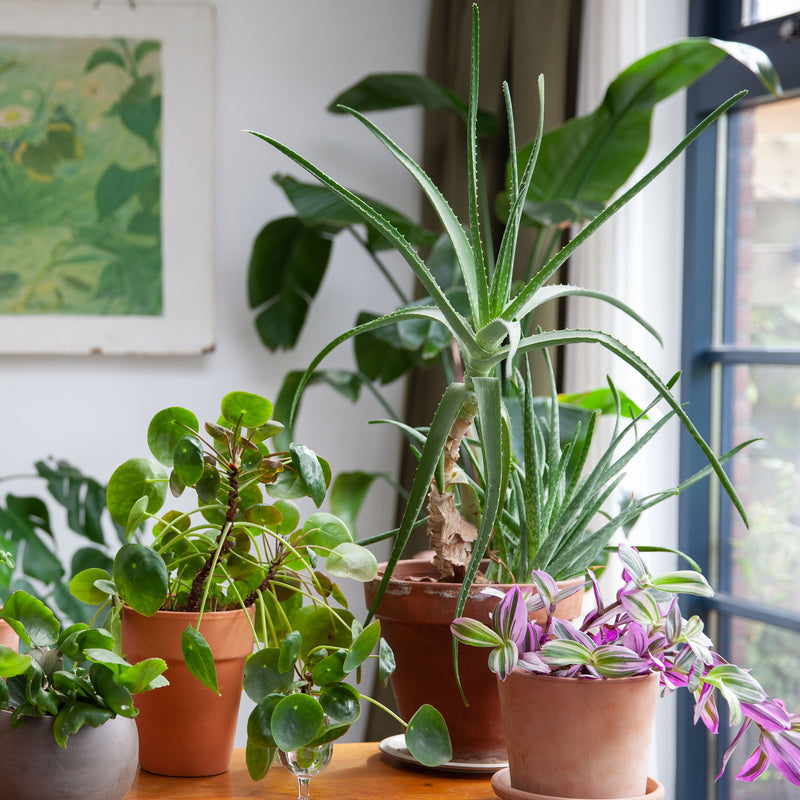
top-left (127, 742), bottom-right (498, 799)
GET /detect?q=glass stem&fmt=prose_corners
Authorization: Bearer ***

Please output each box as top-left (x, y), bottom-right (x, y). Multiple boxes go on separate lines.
top-left (297, 776), bottom-right (311, 800)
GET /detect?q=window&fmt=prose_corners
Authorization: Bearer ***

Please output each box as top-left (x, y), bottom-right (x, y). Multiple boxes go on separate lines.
top-left (680, 3), bottom-right (800, 799)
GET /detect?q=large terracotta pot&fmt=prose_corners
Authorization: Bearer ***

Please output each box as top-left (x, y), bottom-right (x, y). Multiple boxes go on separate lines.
top-left (364, 559), bottom-right (584, 763)
top-left (121, 605), bottom-right (255, 777)
top-left (0, 709), bottom-right (139, 800)
top-left (496, 670), bottom-right (661, 799)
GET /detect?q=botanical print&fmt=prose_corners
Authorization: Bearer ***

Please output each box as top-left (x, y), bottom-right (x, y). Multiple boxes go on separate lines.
top-left (0, 36), bottom-right (162, 315)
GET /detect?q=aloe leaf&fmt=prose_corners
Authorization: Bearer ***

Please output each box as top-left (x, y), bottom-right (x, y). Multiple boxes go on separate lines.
top-left (513, 283), bottom-right (663, 345)
top-left (508, 90), bottom-right (746, 312)
top-left (454, 377), bottom-right (508, 624)
top-left (248, 130), bottom-right (476, 349)
top-left (510, 327), bottom-right (748, 525)
top-left (491, 74), bottom-right (545, 315)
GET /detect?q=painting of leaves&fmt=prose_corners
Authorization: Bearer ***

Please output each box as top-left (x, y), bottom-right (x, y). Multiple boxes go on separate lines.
top-left (0, 36), bottom-right (162, 315)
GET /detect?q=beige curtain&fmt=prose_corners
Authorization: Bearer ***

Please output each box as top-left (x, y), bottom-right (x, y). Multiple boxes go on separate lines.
top-left (366, 0), bottom-right (583, 741)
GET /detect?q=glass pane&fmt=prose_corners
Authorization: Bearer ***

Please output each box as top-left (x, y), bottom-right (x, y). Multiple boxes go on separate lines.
top-left (725, 364), bottom-right (800, 611)
top-left (741, 0), bottom-right (800, 25)
top-left (724, 619), bottom-right (800, 799)
top-left (729, 96), bottom-right (800, 347)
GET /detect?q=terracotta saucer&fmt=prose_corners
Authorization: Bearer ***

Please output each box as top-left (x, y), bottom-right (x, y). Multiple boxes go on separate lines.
top-left (490, 769), bottom-right (665, 800)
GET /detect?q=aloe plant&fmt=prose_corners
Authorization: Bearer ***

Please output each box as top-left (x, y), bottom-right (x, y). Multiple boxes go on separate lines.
top-left (248, 5), bottom-right (779, 628)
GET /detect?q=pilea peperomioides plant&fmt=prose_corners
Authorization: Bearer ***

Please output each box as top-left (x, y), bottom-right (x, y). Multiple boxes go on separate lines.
top-left (243, 614), bottom-right (451, 778)
top-left (72, 390), bottom-right (378, 692)
top-left (451, 544), bottom-right (800, 787)
top-left (0, 590), bottom-right (167, 747)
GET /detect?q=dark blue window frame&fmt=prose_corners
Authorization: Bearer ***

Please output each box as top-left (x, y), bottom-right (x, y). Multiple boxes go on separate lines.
top-left (679, 2), bottom-right (800, 798)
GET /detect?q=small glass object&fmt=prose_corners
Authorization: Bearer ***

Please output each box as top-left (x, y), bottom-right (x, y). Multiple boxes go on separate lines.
top-left (278, 739), bottom-right (333, 800)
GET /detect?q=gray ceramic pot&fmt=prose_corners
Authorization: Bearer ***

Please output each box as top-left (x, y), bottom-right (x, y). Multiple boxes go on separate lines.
top-left (0, 709), bottom-right (139, 800)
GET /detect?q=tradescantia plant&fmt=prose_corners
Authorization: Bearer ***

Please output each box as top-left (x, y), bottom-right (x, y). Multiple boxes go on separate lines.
top-left (248, 4), bottom-right (780, 627)
top-left (243, 614), bottom-right (451, 778)
top-left (451, 543), bottom-right (800, 787)
top-left (72, 390), bottom-right (379, 694)
top-left (0, 590), bottom-right (167, 747)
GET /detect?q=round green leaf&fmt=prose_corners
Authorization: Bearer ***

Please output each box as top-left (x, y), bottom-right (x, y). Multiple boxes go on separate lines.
top-left (221, 391), bottom-right (273, 428)
top-left (113, 543), bottom-right (169, 616)
top-left (303, 512), bottom-right (352, 554)
top-left (248, 694), bottom-right (282, 747)
top-left (243, 503), bottom-right (283, 529)
top-left (243, 648), bottom-right (295, 702)
top-left (319, 682), bottom-right (361, 723)
top-left (196, 463), bottom-right (221, 504)
top-left (173, 435), bottom-right (205, 486)
top-left (405, 704), bottom-right (452, 767)
top-left (106, 458), bottom-right (169, 527)
top-left (147, 407), bottom-right (200, 466)
top-left (326, 543), bottom-right (378, 582)
top-left (271, 693), bottom-right (324, 751)
top-left (69, 568), bottom-right (113, 606)
top-left (292, 606), bottom-right (354, 660)
top-left (290, 444), bottom-right (326, 506)
top-left (311, 649), bottom-right (347, 686)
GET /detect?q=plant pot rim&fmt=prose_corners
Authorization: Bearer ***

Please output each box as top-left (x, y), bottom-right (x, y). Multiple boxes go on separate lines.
top-left (491, 767), bottom-right (664, 800)
top-left (502, 669), bottom-right (660, 686)
top-left (122, 604), bottom-right (252, 619)
top-left (373, 558), bottom-right (586, 590)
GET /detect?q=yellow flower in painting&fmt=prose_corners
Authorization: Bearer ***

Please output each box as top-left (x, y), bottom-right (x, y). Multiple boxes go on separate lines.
top-left (82, 77), bottom-right (104, 101)
top-left (0, 105), bottom-right (32, 128)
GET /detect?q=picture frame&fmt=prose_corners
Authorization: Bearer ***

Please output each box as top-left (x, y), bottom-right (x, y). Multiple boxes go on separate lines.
top-left (0, 0), bottom-right (215, 355)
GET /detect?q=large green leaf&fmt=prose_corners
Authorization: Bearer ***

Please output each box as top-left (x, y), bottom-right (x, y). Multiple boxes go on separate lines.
top-left (105, 458), bottom-right (169, 527)
top-left (515, 38), bottom-right (779, 225)
top-left (243, 648), bottom-right (295, 701)
top-left (329, 72), bottom-right (499, 137)
top-left (221, 391), bottom-right (274, 428)
top-left (248, 216), bottom-right (331, 351)
top-left (275, 174), bottom-right (437, 252)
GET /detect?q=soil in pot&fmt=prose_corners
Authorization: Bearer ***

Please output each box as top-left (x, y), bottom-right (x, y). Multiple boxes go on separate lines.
top-left (122, 605), bottom-right (255, 777)
top-left (364, 559), bottom-right (584, 763)
top-left (497, 670), bottom-right (660, 799)
top-left (0, 709), bottom-right (139, 800)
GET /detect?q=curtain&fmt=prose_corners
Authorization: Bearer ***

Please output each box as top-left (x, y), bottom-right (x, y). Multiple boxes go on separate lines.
top-left (366, 0), bottom-right (583, 742)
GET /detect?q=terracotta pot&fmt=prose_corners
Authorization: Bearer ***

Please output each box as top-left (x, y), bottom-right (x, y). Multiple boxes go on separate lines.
top-left (121, 605), bottom-right (255, 777)
top-left (496, 670), bottom-right (660, 799)
top-left (364, 559), bottom-right (584, 763)
top-left (0, 616), bottom-right (19, 650)
top-left (0, 709), bottom-right (139, 800)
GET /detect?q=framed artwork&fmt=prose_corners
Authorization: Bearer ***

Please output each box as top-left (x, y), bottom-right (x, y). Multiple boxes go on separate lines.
top-left (0, 1), bottom-right (215, 354)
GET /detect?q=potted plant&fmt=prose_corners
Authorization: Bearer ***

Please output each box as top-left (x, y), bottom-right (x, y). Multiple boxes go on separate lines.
top-left (0, 589), bottom-right (167, 800)
top-left (246, 5), bottom-right (780, 763)
top-left (451, 542), bottom-right (800, 798)
top-left (241, 606), bottom-right (452, 783)
top-left (72, 389), bottom-right (383, 776)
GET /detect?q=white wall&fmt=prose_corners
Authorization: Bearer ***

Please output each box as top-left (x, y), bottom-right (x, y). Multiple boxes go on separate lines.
top-left (0, 0), bottom-right (431, 743)
top-left (568, 3), bottom-right (690, 797)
